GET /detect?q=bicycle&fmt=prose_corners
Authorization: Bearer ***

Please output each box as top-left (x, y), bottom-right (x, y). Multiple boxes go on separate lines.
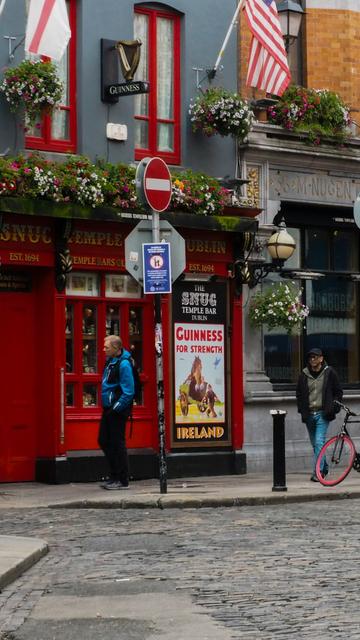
top-left (315, 400), bottom-right (360, 486)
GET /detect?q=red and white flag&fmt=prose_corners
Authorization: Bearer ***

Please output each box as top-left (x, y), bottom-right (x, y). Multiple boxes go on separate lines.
top-left (25, 0), bottom-right (71, 61)
top-left (243, 0), bottom-right (290, 97)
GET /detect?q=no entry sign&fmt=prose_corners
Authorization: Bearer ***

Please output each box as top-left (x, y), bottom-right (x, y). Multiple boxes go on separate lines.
top-left (136, 157), bottom-right (172, 212)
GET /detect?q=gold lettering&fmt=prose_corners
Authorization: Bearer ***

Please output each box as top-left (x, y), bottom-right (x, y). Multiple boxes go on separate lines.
top-left (0, 223), bottom-right (51, 244)
top-left (0, 224), bottom-right (11, 242)
top-left (187, 239), bottom-right (226, 255)
top-left (176, 426), bottom-right (225, 440)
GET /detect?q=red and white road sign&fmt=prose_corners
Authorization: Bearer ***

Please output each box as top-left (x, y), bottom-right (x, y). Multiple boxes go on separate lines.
top-left (143, 157), bottom-right (172, 212)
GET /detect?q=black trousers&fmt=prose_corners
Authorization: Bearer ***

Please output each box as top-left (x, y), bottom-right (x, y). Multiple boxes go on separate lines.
top-left (98, 408), bottom-right (130, 484)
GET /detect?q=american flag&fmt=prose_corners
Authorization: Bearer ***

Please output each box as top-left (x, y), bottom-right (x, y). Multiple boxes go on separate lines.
top-left (243, 0), bottom-right (291, 96)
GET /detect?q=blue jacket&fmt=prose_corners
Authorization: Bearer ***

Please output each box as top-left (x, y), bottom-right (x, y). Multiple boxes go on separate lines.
top-left (101, 349), bottom-right (134, 413)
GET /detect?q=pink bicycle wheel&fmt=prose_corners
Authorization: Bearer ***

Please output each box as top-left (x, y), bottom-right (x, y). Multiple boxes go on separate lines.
top-left (316, 434), bottom-right (356, 486)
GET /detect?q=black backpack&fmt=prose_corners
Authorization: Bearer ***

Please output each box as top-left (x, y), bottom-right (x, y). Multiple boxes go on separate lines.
top-left (130, 358), bottom-right (142, 405)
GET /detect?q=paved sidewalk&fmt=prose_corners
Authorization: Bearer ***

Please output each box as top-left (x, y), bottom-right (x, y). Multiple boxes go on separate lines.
top-left (1, 471), bottom-right (360, 510)
top-left (0, 535), bottom-right (48, 590)
top-left (1, 471), bottom-right (360, 590)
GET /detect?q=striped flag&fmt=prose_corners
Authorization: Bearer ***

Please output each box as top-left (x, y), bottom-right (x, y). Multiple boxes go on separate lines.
top-left (25, 0), bottom-right (71, 61)
top-left (243, 0), bottom-right (290, 96)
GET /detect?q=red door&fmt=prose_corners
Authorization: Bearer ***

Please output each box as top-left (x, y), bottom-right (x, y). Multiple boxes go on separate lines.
top-left (0, 292), bottom-right (37, 482)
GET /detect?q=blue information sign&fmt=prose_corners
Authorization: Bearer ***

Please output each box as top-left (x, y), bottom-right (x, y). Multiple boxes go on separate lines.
top-left (142, 242), bottom-right (172, 294)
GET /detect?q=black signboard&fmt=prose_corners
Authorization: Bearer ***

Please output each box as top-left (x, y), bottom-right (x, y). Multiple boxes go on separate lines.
top-left (172, 281), bottom-right (229, 447)
top-left (106, 80), bottom-right (150, 98)
top-left (0, 271), bottom-right (32, 292)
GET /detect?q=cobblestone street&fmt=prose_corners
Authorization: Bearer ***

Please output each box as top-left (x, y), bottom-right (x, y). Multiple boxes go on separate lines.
top-left (1, 500), bottom-right (360, 639)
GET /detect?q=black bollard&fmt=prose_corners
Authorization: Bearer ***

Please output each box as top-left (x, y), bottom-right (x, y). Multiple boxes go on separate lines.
top-left (270, 409), bottom-right (287, 492)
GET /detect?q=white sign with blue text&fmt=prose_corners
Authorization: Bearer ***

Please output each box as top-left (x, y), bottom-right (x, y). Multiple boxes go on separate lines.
top-left (142, 242), bottom-right (172, 294)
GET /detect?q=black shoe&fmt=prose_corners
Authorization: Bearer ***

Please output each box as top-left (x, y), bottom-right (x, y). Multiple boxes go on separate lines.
top-left (103, 480), bottom-right (125, 490)
top-left (321, 468), bottom-right (328, 478)
top-left (310, 474), bottom-right (319, 482)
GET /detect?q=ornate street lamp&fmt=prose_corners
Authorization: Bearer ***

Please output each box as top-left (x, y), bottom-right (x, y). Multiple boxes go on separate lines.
top-left (240, 219), bottom-right (296, 288)
top-left (277, 0), bottom-right (304, 53)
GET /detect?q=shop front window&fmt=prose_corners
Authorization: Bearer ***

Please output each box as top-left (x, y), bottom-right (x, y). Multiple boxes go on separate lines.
top-left (82, 305), bottom-right (97, 374)
top-left (264, 225), bottom-right (360, 385)
top-left (65, 273), bottom-right (147, 409)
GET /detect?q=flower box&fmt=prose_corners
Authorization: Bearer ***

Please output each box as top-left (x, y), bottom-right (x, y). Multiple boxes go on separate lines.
top-left (222, 205), bottom-right (262, 218)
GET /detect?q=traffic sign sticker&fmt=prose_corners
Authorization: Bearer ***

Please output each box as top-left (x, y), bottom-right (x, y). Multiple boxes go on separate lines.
top-left (142, 242), bottom-right (172, 294)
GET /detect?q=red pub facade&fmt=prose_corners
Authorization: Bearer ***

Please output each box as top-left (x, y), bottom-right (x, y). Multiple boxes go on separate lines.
top-left (0, 204), bottom-right (256, 483)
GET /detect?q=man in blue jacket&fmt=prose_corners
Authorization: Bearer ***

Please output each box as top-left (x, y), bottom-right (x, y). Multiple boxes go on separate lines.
top-left (98, 335), bottom-right (135, 490)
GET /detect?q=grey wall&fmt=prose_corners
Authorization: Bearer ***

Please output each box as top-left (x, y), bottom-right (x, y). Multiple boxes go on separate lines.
top-left (0, 0), bottom-right (26, 154)
top-left (0, 0), bottom-right (239, 179)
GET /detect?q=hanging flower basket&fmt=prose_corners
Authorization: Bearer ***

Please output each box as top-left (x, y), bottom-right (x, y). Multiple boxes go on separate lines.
top-left (267, 85), bottom-right (351, 145)
top-left (189, 87), bottom-right (254, 139)
top-left (249, 282), bottom-right (309, 334)
top-left (0, 59), bottom-right (63, 127)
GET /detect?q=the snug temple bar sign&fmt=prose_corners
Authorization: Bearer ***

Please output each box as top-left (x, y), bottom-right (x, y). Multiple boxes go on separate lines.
top-left (269, 169), bottom-right (360, 207)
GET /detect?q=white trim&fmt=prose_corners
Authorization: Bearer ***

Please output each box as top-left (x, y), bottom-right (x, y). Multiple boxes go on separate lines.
top-left (145, 178), bottom-right (171, 191)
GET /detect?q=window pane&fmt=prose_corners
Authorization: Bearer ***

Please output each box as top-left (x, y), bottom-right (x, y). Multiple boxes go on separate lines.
top-left (66, 384), bottom-right (74, 406)
top-left (157, 17), bottom-right (174, 119)
top-left (82, 305), bottom-right (97, 373)
top-left (306, 278), bottom-right (359, 384)
top-left (157, 123), bottom-right (174, 152)
top-left (66, 272), bottom-right (100, 296)
top-left (106, 304), bottom-right (120, 336)
top-left (83, 384), bottom-right (98, 407)
top-left (51, 109), bottom-right (69, 140)
top-left (333, 230), bottom-right (357, 271)
top-left (134, 13), bottom-right (149, 117)
top-left (129, 306), bottom-right (143, 404)
top-left (135, 119), bottom-right (148, 149)
top-left (65, 304), bottom-right (74, 372)
top-left (305, 229), bottom-right (329, 270)
top-left (264, 333), bottom-right (301, 383)
top-left (105, 274), bottom-right (141, 298)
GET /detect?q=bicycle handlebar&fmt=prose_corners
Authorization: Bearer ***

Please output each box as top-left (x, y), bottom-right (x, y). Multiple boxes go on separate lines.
top-left (334, 399), bottom-right (357, 417)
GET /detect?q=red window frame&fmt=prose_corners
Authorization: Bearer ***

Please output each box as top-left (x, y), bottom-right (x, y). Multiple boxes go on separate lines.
top-left (25, 0), bottom-right (77, 153)
top-left (134, 6), bottom-right (181, 165)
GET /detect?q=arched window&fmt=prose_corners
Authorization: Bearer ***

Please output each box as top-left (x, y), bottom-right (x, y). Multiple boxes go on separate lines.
top-left (134, 6), bottom-right (181, 164)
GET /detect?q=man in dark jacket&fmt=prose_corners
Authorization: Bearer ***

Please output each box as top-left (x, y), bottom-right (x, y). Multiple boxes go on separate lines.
top-left (98, 335), bottom-right (134, 490)
top-left (296, 347), bottom-right (343, 482)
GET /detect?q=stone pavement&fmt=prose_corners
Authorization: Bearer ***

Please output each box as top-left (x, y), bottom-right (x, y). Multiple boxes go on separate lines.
top-left (1, 470), bottom-right (360, 592)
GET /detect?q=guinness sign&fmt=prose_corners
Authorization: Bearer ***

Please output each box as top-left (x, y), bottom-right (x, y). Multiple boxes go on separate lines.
top-left (115, 39), bottom-right (142, 81)
top-left (101, 38), bottom-right (150, 103)
top-left (107, 80), bottom-right (150, 98)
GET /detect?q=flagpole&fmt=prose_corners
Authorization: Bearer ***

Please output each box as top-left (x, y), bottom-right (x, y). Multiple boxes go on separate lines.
top-left (0, 0), bottom-right (7, 17)
top-left (208, 0), bottom-right (246, 79)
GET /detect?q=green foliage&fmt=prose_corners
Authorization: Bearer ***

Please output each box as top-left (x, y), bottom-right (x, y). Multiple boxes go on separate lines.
top-left (171, 170), bottom-right (228, 215)
top-left (0, 59), bottom-right (63, 126)
top-left (267, 85), bottom-right (351, 145)
top-left (249, 282), bottom-right (309, 334)
top-left (0, 154), bottom-right (229, 216)
top-left (189, 87), bottom-right (254, 139)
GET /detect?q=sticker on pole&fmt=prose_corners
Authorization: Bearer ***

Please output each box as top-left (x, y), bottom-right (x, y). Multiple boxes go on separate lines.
top-left (142, 157), bottom-right (172, 212)
top-left (142, 242), bottom-right (172, 294)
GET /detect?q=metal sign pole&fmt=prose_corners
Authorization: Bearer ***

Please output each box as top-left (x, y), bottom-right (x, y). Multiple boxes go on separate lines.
top-left (152, 208), bottom-right (168, 494)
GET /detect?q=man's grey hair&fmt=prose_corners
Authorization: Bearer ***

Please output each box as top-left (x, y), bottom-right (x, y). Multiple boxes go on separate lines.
top-left (105, 335), bottom-right (123, 350)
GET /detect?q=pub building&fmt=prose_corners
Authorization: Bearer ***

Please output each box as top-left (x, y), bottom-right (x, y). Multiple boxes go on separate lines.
top-left (0, 204), bottom-right (257, 483)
